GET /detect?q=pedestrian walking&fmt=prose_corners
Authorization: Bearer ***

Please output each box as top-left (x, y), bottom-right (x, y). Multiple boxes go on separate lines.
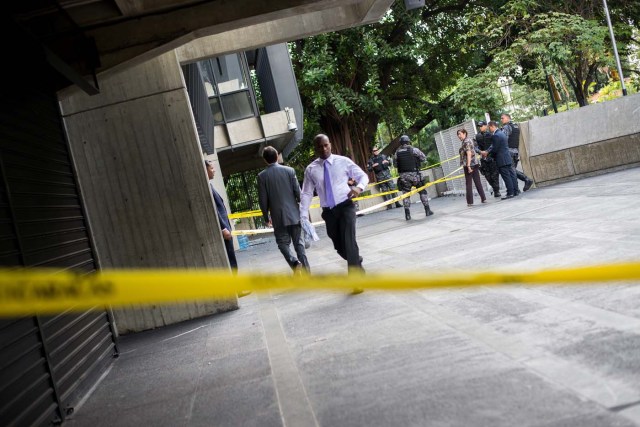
top-left (457, 129), bottom-right (486, 206)
top-left (299, 134), bottom-right (368, 289)
top-left (481, 122), bottom-right (517, 199)
top-left (258, 146), bottom-right (309, 274)
top-left (501, 113), bottom-right (534, 194)
top-left (367, 145), bottom-right (402, 209)
top-left (474, 121), bottom-right (501, 198)
top-left (393, 134), bottom-right (434, 220)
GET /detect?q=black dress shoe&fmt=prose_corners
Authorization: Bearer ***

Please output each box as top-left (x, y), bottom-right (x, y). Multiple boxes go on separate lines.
top-left (523, 179), bottom-right (533, 191)
top-left (494, 192), bottom-right (502, 198)
top-left (501, 195), bottom-right (514, 200)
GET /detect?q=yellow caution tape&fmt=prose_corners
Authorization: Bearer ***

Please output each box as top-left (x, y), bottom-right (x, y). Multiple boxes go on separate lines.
top-left (420, 154), bottom-right (459, 171)
top-left (357, 167), bottom-right (463, 215)
top-left (366, 155), bottom-right (458, 188)
top-left (232, 168), bottom-right (464, 236)
top-left (229, 156), bottom-right (460, 220)
top-left (1, 261), bottom-right (639, 316)
top-left (229, 210), bottom-right (262, 220)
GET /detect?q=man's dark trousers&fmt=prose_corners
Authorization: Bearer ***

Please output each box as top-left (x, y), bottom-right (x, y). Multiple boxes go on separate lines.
top-left (321, 200), bottom-right (361, 268)
top-left (274, 224), bottom-right (309, 271)
top-left (498, 165), bottom-right (517, 196)
top-left (224, 239), bottom-right (238, 270)
top-left (509, 149), bottom-right (528, 182)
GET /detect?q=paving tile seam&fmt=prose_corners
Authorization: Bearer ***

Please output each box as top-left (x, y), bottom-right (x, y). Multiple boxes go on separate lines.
top-left (393, 292), bottom-right (640, 412)
top-left (497, 287), bottom-right (640, 331)
top-left (257, 293), bottom-right (320, 427)
top-left (184, 318), bottom-right (214, 427)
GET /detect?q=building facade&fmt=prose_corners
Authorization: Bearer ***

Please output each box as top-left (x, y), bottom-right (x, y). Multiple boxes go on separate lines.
top-left (1, 1), bottom-right (394, 425)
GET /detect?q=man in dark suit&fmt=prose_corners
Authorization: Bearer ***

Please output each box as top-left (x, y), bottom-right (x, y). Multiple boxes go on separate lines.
top-left (205, 160), bottom-right (238, 270)
top-left (482, 121), bottom-right (517, 199)
top-left (258, 146), bottom-right (309, 274)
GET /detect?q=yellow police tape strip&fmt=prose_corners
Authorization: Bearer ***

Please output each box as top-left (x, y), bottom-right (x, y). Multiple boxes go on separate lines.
top-left (357, 167), bottom-right (463, 215)
top-left (420, 154), bottom-right (459, 172)
top-left (1, 261), bottom-right (639, 316)
top-left (229, 210), bottom-right (263, 220)
top-left (229, 156), bottom-right (460, 219)
top-left (232, 167), bottom-right (463, 235)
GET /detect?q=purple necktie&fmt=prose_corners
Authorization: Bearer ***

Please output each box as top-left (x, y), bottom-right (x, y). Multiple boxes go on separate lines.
top-left (324, 160), bottom-right (336, 208)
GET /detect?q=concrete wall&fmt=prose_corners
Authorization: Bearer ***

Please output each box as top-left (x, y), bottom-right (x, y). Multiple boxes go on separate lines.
top-left (522, 94), bottom-right (640, 186)
top-left (60, 51), bottom-right (237, 334)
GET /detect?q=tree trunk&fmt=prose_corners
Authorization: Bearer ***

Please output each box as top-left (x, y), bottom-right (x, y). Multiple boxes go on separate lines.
top-left (319, 114), bottom-right (381, 174)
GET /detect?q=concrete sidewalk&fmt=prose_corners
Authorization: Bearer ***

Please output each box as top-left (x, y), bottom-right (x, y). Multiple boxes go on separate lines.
top-left (65, 168), bottom-right (640, 426)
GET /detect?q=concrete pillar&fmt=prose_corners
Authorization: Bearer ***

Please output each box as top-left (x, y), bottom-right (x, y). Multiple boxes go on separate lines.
top-left (59, 51), bottom-right (237, 334)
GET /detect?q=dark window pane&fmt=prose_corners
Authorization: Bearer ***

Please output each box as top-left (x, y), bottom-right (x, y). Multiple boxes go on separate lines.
top-left (198, 61), bottom-right (217, 96)
top-left (221, 92), bottom-right (254, 121)
top-left (208, 97), bottom-right (224, 124)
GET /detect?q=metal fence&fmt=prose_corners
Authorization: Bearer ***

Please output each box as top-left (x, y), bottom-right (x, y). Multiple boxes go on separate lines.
top-left (434, 119), bottom-right (502, 196)
top-left (224, 168), bottom-right (266, 230)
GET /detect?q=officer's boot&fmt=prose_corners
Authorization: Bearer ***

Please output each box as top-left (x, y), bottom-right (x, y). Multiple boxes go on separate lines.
top-left (425, 205), bottom-right (434, 216)
top-left (404, 208), bottom-right (411, 221)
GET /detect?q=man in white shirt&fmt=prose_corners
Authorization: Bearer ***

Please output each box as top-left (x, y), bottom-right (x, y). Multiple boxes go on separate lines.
top-left (300, 134), bottom-right (369, 282)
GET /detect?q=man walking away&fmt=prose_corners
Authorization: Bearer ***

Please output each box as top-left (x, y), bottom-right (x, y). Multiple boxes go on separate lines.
top-left (393, 134), bottom-right (434, 220)
top-left (300, 134), bottom-right (368, 291)
top-left (474, 121), bottom-right (501, 198)
top-left (367, 145), bottom-right (402, 209)
top-left (258, 146), bottom-right (309, 274)
top-left (501, 113), bottom-right (534, 194)
top-left (482, 122), bottom-right (517, 199)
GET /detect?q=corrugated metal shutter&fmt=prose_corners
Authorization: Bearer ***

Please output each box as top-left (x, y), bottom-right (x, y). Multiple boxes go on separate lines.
top-left (0, 78), bottom-right (117, 425)
top-left (0, 317), bottom-right (60, 426)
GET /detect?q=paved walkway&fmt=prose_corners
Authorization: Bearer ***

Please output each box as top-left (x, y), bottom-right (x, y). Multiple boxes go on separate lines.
top-left (66, 168), bottom-right (640, 426)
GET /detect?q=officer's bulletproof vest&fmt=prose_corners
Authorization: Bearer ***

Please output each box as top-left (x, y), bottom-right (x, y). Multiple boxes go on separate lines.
top-left (396, 146), bottom-right (417, 173)
top-left (507, 123), bottom-right (520, 149)
top-left (371, 154), bottom-right (384, 173)
top-left (475, 132), bottom-right (492, 151)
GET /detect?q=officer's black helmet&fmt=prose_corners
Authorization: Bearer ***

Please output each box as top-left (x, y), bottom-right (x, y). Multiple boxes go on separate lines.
top-left (399, 135), bottom-right (411, 144)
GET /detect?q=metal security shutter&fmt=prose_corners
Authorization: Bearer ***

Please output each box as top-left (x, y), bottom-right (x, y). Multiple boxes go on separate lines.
top-left (0, 78), bottom-right (117, 425)
top-left (0, 158), bottom-right (60, 426)
top-left (0, 318), bottom-right (60, 427)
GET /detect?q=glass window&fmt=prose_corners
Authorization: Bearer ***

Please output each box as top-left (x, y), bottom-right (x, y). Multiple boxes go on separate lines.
top-left (197, 61), bottom-right (217, 96)
top-left (208, 97), bottom-right (224, 124)
top-left (213, 54), bottom-right (249, 94)
top-left (198, 53), bottom-right (257, 124)
top-left (221, 92), bottom-right (254, 121)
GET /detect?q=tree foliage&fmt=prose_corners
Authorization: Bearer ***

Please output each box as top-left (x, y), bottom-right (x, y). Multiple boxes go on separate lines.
top-left (290, 0), bottom-right (487, 171)
top-left (467, 0), bottom-right (639, 108)
top-left (288, 0), bottom-right (639, 174)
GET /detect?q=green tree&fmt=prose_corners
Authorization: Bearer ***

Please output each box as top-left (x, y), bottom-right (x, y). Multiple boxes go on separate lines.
top-left (290, 0), bottom-right (488, 170)
top-left (477, 0), bottom-right (638, 107)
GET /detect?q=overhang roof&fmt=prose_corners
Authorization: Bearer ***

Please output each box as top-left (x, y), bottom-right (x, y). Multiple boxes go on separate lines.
top-left (7, 0), bottom-right (394, 94)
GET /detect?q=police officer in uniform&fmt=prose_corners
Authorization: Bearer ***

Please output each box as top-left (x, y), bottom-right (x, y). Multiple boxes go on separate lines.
top-left (393, 135), bottom-right (434, 220)
top-left (474, 121), bottom-right (501, 198)
top-left (500, 113), bottom-right (533, 194)
top-left (367, 145), bottom-right (402, 209)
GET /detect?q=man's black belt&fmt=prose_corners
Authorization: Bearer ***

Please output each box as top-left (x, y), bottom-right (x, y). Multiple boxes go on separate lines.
top-left (322, 199), bottom-right (354, 211)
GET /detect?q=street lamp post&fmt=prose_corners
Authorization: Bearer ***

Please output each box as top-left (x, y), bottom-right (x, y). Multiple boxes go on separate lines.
top-left (603, 0), bottom-right (628, 96)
